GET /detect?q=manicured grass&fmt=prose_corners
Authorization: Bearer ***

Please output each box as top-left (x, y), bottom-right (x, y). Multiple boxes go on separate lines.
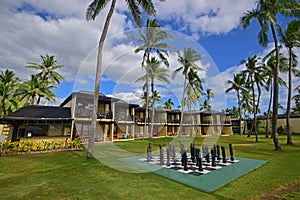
top-left (0, 135), bottom-right (299, 200)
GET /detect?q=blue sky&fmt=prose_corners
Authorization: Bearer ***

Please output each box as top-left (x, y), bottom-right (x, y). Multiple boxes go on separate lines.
top-left (0, 0), bottom-right (299, 113)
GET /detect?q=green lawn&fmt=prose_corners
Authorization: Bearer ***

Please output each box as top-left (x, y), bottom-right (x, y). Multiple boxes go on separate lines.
top-left (0, 135), bottom-right (300, 200)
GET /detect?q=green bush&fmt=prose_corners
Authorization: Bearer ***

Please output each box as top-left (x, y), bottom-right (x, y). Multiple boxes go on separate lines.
top-left (0, 138), bottom-right (82, 154)
top-left (277, 126), bottom-right (285, 134)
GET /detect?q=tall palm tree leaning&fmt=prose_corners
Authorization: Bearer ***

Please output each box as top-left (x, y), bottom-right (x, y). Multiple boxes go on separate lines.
top-left (129, 18), bottom-right (174, 139)
top-left (25, 54), bottom-right (64, 105)
top-left (278, 20), bottom-right (300, 145)
top-left (240, 0), bottom-right (300, 150)
top-left (226, 73), bottom-right (247, 135)
top-left (136, 57), bottom-right (169, 137)
top-left (173, 47), bottom-right (204, 137)
top-left (85, 0), bottom-right (158, 157)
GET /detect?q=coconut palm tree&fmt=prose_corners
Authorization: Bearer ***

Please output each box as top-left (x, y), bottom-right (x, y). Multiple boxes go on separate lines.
top-left (26, 54), bottom-right (64, 84)
top-left (136, 57), bottom-right (169, 137)
top-left (226, 73), bottom-right (247, 135)
top-left (278, 20), bottom-right (300, 144)
top-left (85, 0), bottom-right (159, 157)
top-left (240, 0), bottom-right (300, 149)
top-left (26, 54), bottom-right (64, 105)
top-left (241, 88), bottom-right (253, 135)
top-left (0, 70), bottom-right (20, 117)
top-left (164, 99), bottom-right (174, 110)
top-left (130, 18), bottom-right (174, 139)
top-left (241, 55), bottom-right (264, 141)
top-left (19, 74), bottom-right (56, 105)
top-left (201, 88), bottom-right (214, 111)
top-left (262, 53), bottom-right (288, 137)
top-left (185, 71), bottom-right (202, 136)
top-left (292, 85), bottom-right (300, 114)
top-left (173, 47), bottom-right (204, 136)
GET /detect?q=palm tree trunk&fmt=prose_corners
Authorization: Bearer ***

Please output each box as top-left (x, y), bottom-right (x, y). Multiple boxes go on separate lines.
top-left (243, 108), bottom-right (247, 134)
top-left (87, 0), bottom-right (116, 158)
top-left (265, 83), bottom-right (272, 138)
top-left (178, 77), bottom-right (187, 137)
top-left (189, 99), bottom-right (193, 137)
top-left (143, 50), bottom-right (151, 140)
top-left (286, 47), bottom-right (293, 145)
top-left (254, 83), bottom-right (261, 142)
top-left (270, 22), bottom-right (281, 150)
top-left (248, 77), bottom-right (256, 137)
top-left (237, 90), bottom-right (242, 135)
top-left (150, 80), bottom-right (155, 138)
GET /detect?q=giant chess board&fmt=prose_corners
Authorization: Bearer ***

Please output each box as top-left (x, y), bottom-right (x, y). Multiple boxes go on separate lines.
top-left (139, 152), bottom-right (239, 176)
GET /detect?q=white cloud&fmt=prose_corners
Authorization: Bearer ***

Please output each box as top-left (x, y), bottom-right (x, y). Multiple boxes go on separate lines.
top-left (156, 0), bottom-right (256, 37)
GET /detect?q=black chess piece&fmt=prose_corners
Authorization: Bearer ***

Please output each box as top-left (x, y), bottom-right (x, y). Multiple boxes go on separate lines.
top-left (211, 148), bottom-right (216, 167)
top-left (198, 153), bottom-right (203, 171)
top-left (195, 148), bottom-right (200, 166)
top-left (229, 143), bottom-right (234, 161)
top-left (216, 145), bottom-right (221, 160)
top-left (221, 146), bottom-right (227, 163)
top-left (190, 143), bottom-right (195, 163)
top-left (182, 151), bottom-right (188, 171)
top-left (205, 151), bottom-right (210, 163)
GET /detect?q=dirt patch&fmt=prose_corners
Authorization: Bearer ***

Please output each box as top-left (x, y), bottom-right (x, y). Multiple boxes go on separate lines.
top-left (256, 182), bottom-right (300, 200)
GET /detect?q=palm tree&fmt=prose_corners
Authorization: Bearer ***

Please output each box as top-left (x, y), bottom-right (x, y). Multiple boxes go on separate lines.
top-left (0, 70), bottom-right (20, 117)
top-left (292, 85), bottom-right (300, 114)
top-left (262, 53), bottom-right (288, 137)
top-left (19, 75), bottom-right (56, 105)
top-left (226, 73), bottom-right (247, 135)
top-left (85, 0), bottom-right (158, 157)
top-left (164, 99), bottom-right (174, 110)
top-left (136, 57), bottom-right (169, 137)
top-left (278, 20), bottom-right (300, 145)
top-left (26, 54), bottom-right (64, 84)
top-left (241, 89), bottom-right (253, 135)
top-left (173, 47), bottom-right (204, 137)
top-left (130, 18), bottom-right (174, 139)
top-left (185, 71), bottom-right (202, 136)
top-left (201, 88), bottom-right (214, 111)
top-left (241, 55), bottom-right (264, 141)
top-left (26, 54), bottom-right (64, 105)
top-left (240, 0), bottom-right (300, 150)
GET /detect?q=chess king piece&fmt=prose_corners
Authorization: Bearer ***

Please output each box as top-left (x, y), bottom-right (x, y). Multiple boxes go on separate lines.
top-left (147, 143), bottom-right (152, 162)
top-left (211, 148), bottom-right (216, 167)
top-left (229, 143), bottom-right (234, 161)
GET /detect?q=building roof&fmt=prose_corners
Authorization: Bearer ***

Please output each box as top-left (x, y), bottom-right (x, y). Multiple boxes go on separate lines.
top-left (7, 105), bottom-right (71, 119)
top-left (0, 106), bottom-right (72, 124)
